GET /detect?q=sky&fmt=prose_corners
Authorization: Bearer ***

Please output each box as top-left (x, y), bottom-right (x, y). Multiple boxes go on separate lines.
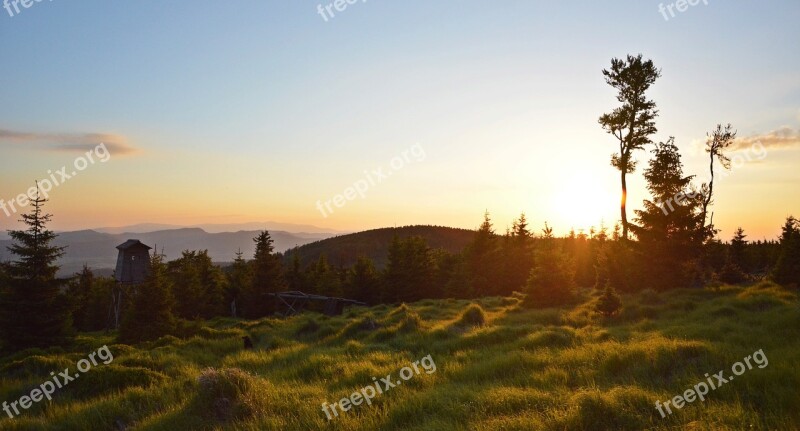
top-left (1, 0), bottom-right (798, 240)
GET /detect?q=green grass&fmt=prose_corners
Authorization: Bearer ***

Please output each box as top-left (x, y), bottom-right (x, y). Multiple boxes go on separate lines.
top-left (1, 281), bottom-right (799, 430)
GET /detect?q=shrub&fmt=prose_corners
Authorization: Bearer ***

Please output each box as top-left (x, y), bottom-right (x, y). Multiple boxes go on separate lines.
top-left (455, 304), bottom-right (486, 328)
top-left (595, 285), bottom-right (622, 317)
top-left (193, 368), bottom-right (266, 422)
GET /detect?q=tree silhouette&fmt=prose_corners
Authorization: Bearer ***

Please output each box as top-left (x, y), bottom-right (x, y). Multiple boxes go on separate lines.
top-left (241, 231), bottom-right (286, 318)
top-left (719, 227), bottom-right (748, 284)
top-left (119, 252), bottom-right (176, 343)
top-left (525, 223), bottom-right (576, 307)
top-left (466, 212), bottom-right (501, 295)
top-left (595, 284), bottom-right (622, 317)
top-left (0, 184), bottom-right (71, 350)
top-left (632, 138), bottom-right (705, 290)
top-left (599, 54), bottom-right (661, 240)
top-left (772, 216), bottom-right (800, 286)
top-left (345, 256), bottom-right (380, 304)
top-left (226, 249), bottom-right (251, 318)
top-left (700, 124), bottom-right (737, 232)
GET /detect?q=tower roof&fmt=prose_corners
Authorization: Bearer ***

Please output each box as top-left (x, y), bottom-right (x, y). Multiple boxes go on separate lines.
top-left (116, 239), bottom-right (152, 251)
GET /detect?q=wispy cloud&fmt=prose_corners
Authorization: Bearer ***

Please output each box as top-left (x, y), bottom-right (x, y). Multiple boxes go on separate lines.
top-left (733, 126), bottom-right (800, 151)
top-left (0, 129), bottom-right (139, 156)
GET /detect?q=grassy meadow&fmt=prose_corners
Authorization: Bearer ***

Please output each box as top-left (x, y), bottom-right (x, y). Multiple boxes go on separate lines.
top-left (1, 282), bottom-right (798, 430)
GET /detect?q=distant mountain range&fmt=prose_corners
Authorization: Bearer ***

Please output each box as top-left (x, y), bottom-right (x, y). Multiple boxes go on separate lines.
top-left (0, 223), bottom-right (479, 278)
top-left (0, 227), bottom-right (338, 277)
top-left (92, 221), bottom-right (347, 235)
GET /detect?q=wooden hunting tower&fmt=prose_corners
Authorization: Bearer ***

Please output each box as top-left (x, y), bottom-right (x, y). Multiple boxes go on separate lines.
top-left (114, 239), bottom-right (151, 284)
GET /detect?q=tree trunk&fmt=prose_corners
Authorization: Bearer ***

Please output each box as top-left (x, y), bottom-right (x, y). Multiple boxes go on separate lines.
top-left (621, 170), bottom-right (628, 240)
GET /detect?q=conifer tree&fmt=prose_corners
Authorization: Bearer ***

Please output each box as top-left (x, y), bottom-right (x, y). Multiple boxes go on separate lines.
top-left (67, 265), bottom-right (95, 331)
top-left (169, 250), bottom-right (203, 319)
top-left (525, 223), bottom-right (576, 307)
top-left (240, 231), bottom-right (286, 318)
top-left (345, 256), bottom-right (380, 304)
top-left (0, 185), bottom-right (72, 350)
top-left (719, 228), bottom-right (748, 284)
top-left (772, 216), bottom-right (800, 287)
top-left (466, 212), bottom-right (501, 295)
top-left (595, 283), bottom-right (622, 317)
top-left (119, 252), bottom-right (176, 343)
top-left (631, 138), bottom-right (705, 290)
top-left (503, 213), bottom-right (534, 294)
top-left (226, 249), bottom-right (252, 318)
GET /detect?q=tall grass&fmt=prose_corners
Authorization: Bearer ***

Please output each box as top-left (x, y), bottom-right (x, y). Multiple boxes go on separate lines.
top-left (1, 282), bottom-right (798, 430)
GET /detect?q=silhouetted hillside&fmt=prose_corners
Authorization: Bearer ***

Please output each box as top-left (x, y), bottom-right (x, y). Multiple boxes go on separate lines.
top-left (284, 225), bottom-right (475, 268)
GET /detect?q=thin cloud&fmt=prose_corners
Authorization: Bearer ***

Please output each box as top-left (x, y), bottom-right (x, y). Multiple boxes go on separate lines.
top-left (0, 129), bottom-right (139, 156)
top-left (733, 126), bottom-right (800, 151)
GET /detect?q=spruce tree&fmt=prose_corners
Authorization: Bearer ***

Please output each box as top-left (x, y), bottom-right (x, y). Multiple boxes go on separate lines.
top-left (345, 256), bottom-right (380, 304)
top-left (169, 250), bottom-right (203, 319)
top-left (503, 213), bottom-right (534, 294)
top-left (525, 223), bottom-right (576, 307)
top-left (226, 249), bottom-right (252, 318)
top-left (194, 250), bottom-right (227, 319)
top-left (631, 138), bottom-right (706, 291)
top-left (466, 212), bottom-right (501, 296)
top-left (772, 216), bottom-right (800, 287)
top-left (240, 231), bottom-right (286, 318)
top-left (119, 252), bottom-right (175, 343)
top-left (595, 283), bottom-right (623, 317)
top-left (67, 265), bottom-right (95, 331)
top-left (720, 228), bottom-right (748, 284)
top-left (383, 235), bottom-right (435, 303)
top-left (0, 185), bottom-right (72, 350)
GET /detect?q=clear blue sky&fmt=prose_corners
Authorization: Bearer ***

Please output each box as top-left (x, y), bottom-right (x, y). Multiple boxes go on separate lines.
top-left (1, 0), bottom-right (798, 239)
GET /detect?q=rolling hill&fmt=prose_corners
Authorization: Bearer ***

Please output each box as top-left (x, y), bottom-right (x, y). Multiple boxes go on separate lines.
top-left (284, 225), bottom-right (476, 268)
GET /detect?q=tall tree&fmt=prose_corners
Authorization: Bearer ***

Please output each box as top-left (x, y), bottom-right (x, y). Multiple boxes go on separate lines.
top-left (700, 124), bottom-right (737, 232)
top-left (0, 185), bottom-right (72, 350)
top-left (599, 54), bottom-right (661, 240)
top-left (241, 231), bottom-right (286, 318)
top-left (631, 138), bottom-right (705, 290)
